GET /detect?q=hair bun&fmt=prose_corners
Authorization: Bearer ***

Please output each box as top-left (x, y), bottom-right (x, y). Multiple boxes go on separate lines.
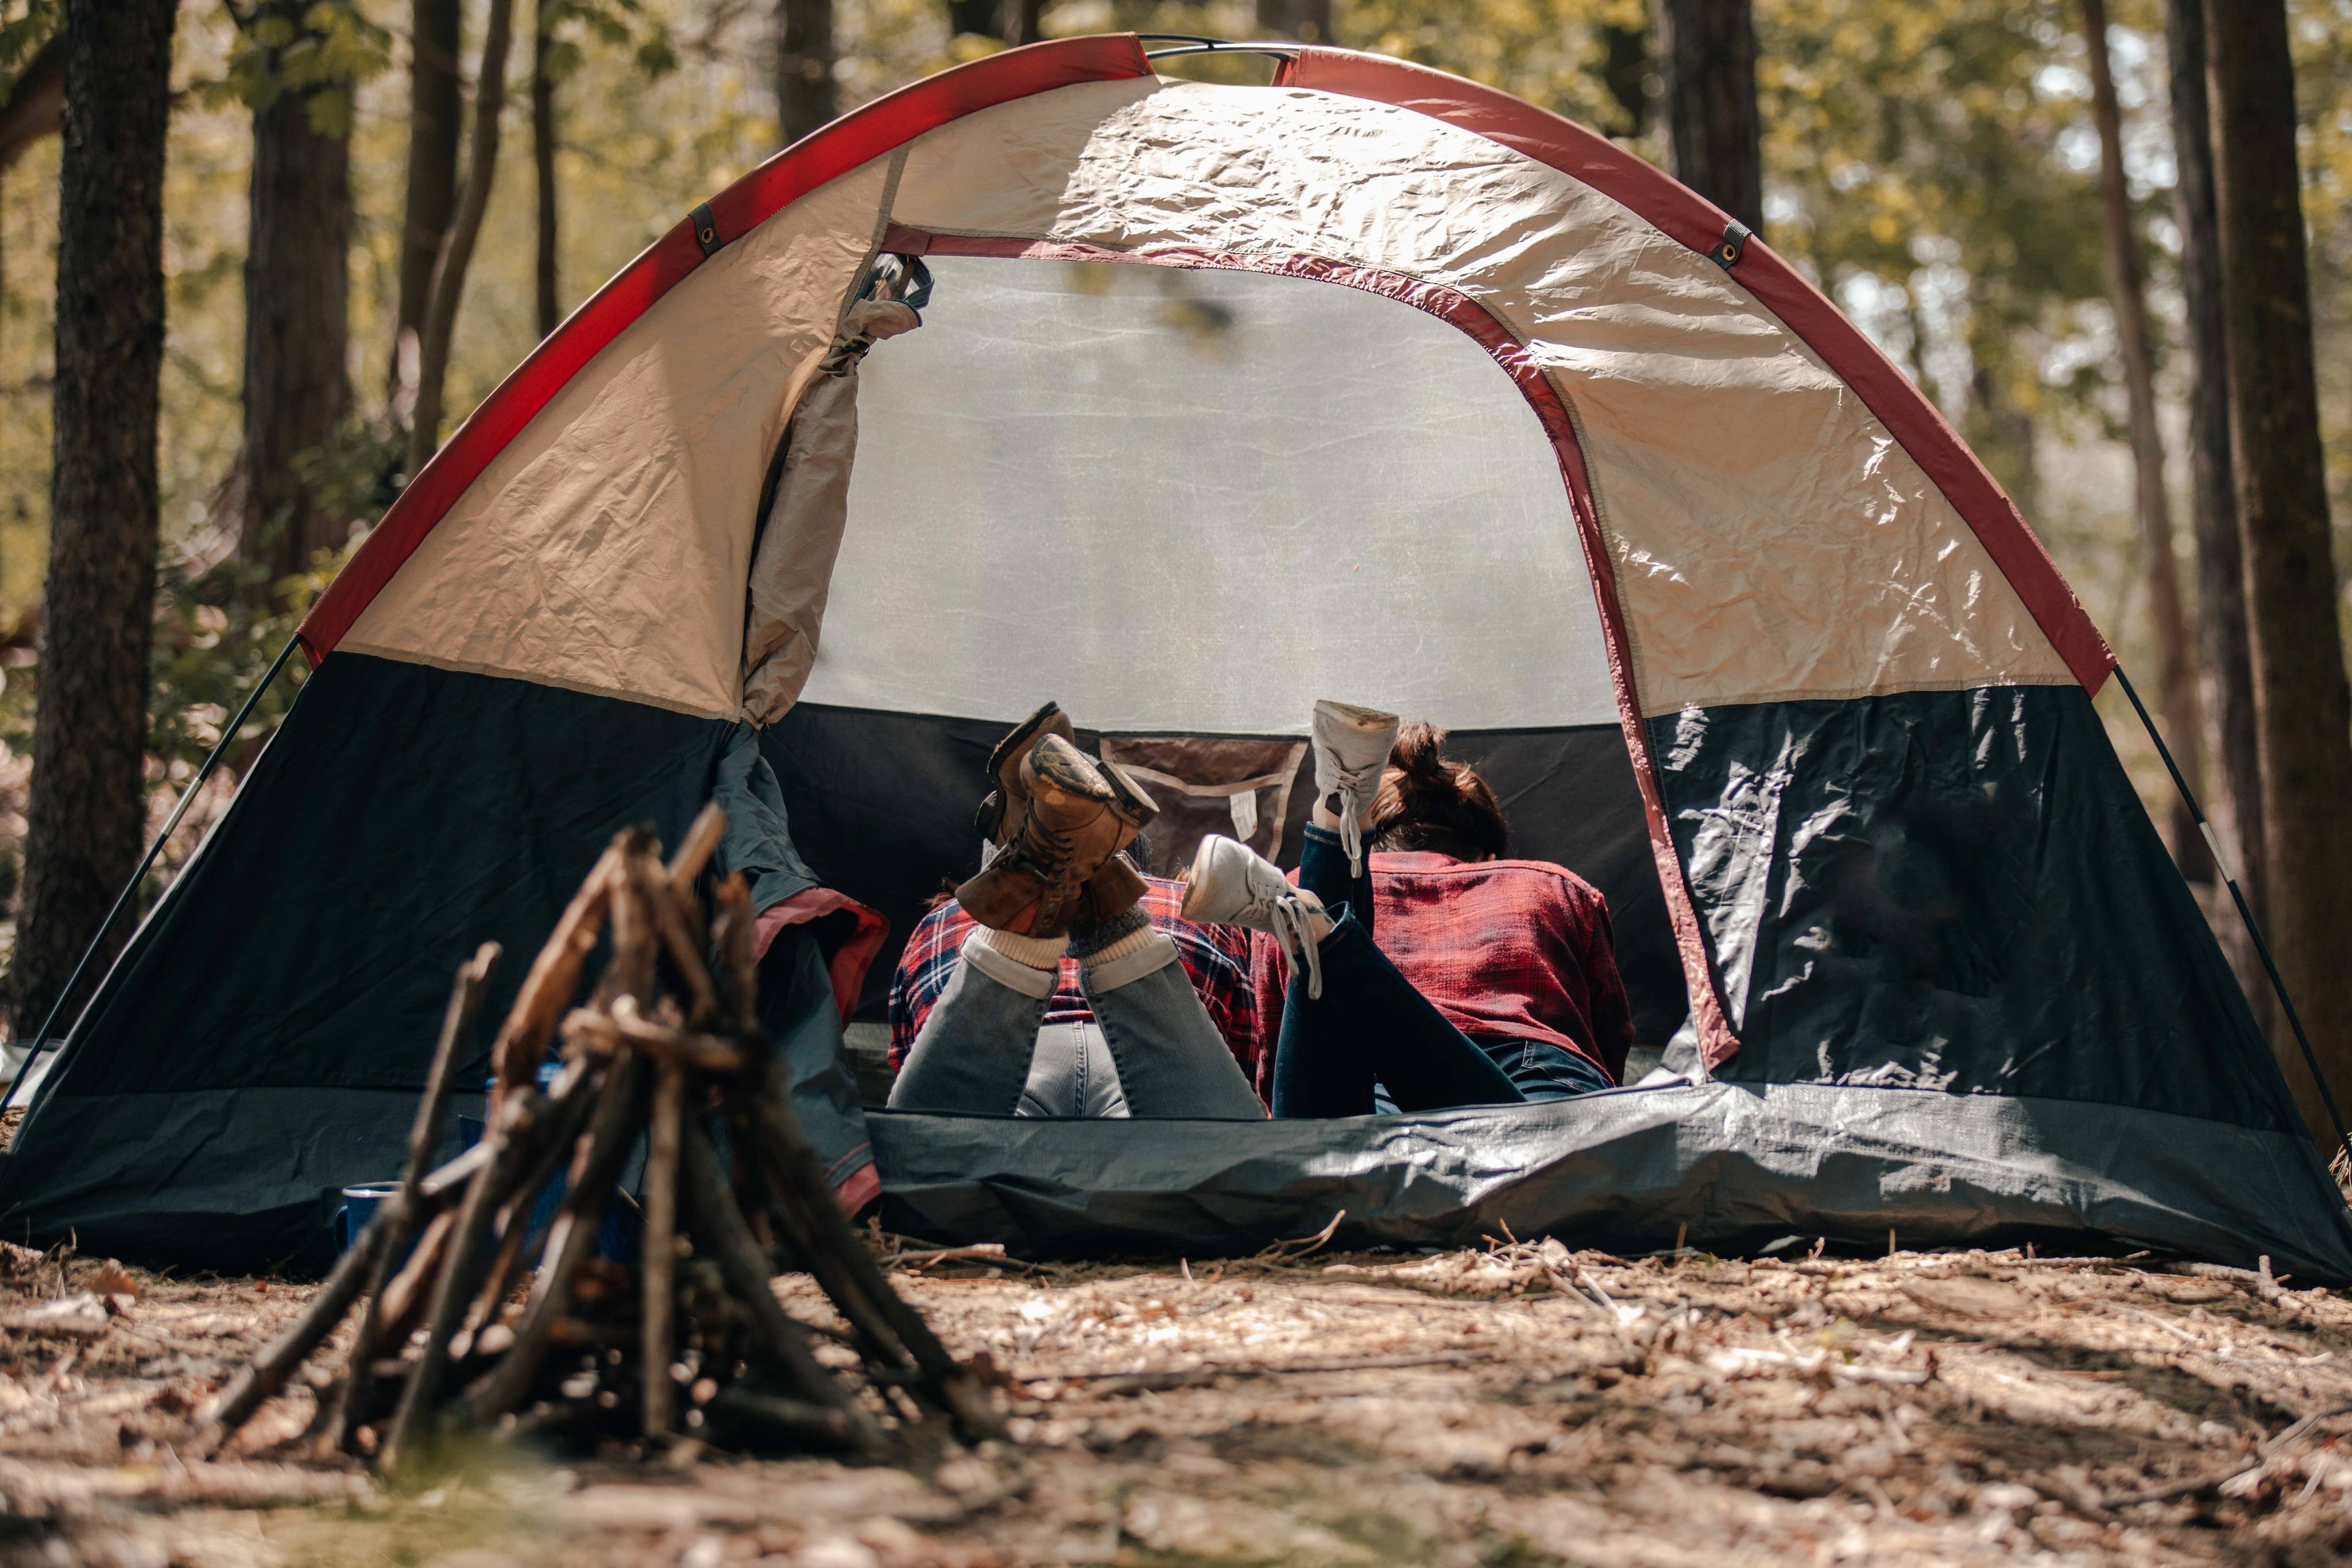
top-left (1371, 722), bottom-right (1508, 859)
top-left (1391, 721), bottom-right (1449, 787)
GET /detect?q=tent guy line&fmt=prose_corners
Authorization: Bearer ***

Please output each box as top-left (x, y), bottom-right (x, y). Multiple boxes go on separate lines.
top-left (2110, 661), bottom-right (2352, 1171)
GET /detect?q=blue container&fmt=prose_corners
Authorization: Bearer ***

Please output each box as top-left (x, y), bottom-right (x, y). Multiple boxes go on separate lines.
top-left (334, 1182), bottom-right (420, 1268)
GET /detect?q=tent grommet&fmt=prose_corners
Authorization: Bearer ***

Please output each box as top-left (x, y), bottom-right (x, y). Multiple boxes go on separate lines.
top-left (690, 202), bottom-right (724, 258)
top-left (1711, 220), bottom-right (1751, 270)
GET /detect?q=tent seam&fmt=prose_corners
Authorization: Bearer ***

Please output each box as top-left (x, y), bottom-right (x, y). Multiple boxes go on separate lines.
top-left (336, 640), bottom-right (741, 722)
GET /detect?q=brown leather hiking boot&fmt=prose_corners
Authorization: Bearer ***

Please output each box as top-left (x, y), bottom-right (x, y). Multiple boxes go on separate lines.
top-left (957, 734), bottom-right (1156, 937)
top-left (973, 700), bottom-right (1075, 845)
top-left (973, 702), bottom-right (1149, 923)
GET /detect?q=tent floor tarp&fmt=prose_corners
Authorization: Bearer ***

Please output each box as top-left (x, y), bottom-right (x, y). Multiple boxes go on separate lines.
top-left (869, 1081), bottom-right (2352, 1284)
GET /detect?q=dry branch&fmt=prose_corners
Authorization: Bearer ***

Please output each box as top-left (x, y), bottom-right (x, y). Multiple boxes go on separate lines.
top-left (211, 806), bottom-right (995, 1473)
top-left (489, 843), bottom-right (620, 1104)
top-left (322, 942), bottom-right (501, 1451)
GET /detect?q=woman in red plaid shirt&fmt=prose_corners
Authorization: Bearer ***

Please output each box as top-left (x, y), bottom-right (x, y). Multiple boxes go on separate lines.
top-left (1219, 714), bottom-right (1635, 1117)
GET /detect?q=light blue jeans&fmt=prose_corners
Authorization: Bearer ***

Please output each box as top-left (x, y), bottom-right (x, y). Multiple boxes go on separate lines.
top-left (888, 931), bottom-right (1266, 1118)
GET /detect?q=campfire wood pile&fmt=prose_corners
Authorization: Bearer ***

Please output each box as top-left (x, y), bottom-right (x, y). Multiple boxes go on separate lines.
top-left (195, 806), bottom-right (999, 1468)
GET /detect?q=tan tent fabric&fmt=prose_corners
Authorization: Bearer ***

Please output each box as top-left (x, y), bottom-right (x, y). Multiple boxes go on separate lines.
top-left (742, 297), bottom-right (922, 725)
top-left (889, 79), bottom-right (2074, 714)
top-left (343, 158), bottom-right (898, 719)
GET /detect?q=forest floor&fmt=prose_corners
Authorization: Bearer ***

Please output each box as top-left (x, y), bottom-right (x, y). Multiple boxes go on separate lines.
top-left (1, 1233), bottom-right (2350, 1566)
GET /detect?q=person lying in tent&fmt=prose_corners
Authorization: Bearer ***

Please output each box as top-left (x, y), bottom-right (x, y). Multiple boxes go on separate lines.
top-left (885, 700), bottom-right (1630, 1118)
top-left (887, 760), bottom-right (1265, 1116)
top-left (1247, 708), bottom-right (1633, 1116)
top-left (887, 703), bottom-right (1267, 1117)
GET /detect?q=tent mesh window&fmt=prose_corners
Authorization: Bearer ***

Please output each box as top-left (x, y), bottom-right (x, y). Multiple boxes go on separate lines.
top-left (768, 255), bottom-right (1690, 1046)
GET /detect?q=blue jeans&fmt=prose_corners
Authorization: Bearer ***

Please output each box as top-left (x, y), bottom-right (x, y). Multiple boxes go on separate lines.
top-left (888, 930), bottom-right (1266, 1119)
top-left (1270, 826), bottom-right (1610, 1118)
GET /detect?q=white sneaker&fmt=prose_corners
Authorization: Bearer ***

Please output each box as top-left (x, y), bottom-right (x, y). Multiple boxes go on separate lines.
top-left (1311, 699), bottom-right (1400, 877)
top-left (1181, 834), bottom-right (1328, 998)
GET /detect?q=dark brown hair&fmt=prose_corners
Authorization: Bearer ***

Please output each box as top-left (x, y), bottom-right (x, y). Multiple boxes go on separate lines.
top-left (1368, 722), bottom-right (1507, 861)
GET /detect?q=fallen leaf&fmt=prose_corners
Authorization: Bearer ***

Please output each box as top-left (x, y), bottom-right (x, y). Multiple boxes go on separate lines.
top-left (86, 1263), bottom-right (138, 1302)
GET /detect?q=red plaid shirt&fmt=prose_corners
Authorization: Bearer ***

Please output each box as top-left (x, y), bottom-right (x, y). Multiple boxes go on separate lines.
top-left (888, 876), bottom-right (1266, 1086)
top-left (1244, 851), bottom-right (1634, 1097)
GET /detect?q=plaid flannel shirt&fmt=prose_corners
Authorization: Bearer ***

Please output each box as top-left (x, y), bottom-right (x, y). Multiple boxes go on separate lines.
top-left (888, 875), bottom-right (1266, 1089)
top-left (1244, 851), bottom-right (1634, 1098)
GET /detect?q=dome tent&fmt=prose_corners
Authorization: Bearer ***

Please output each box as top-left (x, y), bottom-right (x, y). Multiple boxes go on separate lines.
top-left (8, 36), bottom-right (2349, 1278)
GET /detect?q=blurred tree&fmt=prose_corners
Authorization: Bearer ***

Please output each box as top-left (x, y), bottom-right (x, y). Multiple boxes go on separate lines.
top-left (1593, 12), bottom-right (1653, 138)
top-left (2079, 0), bottom-right (2206, 878)
top-left (2206, 0), bottom-right (2352, 1149)
top-left (1758, 1), bottom-right (2107, 518)
top-left (0, 8), bottom-right (59, 378)
top-left (777, 0), bottom-right (837, 140)
top-left (0, 30), bottom-right (59, 176)
top-left (1259, 0), bottom-right (1333, 44)
top-left (535, 0), bottom-right (560, 335)
top-left (226, 0), bottom-right (379, 603)
top-left (2166, 0), bottom-right (2264, 1001)
top-left (1659, 0), bottom-right (1760, 234)
top-left (530, 2), bottom-right (671, 335)
top-left (392, 0), bottom-right (462, 425)
top-left (943, 0), bottom-right (993, 40)
top-left (410, 0), bottom-right (519, 475)
top-left (7, 0), bottom-right (177, 1042)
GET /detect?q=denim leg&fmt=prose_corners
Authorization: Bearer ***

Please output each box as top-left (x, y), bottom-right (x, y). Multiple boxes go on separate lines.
top-left (1271, 910), bottom-right (1527, 1118)
top-left (887, 938), bottom-right (1053, 1114)
top-left (1018, 1020), bottom-right (1133, 1117)
top-left (1080, 935), bottom-right (1267, 1119)
top-left (1298, 824), bottom-right (1373, 934)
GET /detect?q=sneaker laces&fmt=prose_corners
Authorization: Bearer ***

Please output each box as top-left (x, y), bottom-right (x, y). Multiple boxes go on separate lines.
top-left (1327, 757), bottom-right (1384, 877)
top-left (1258, 890), bottom-right (1324, 1001)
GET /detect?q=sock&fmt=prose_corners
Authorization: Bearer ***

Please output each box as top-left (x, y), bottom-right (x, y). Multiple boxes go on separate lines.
top-left (970, 926), bottom-right (1068, 971)
top-left (1069, 905), bottom-right (1150, 963)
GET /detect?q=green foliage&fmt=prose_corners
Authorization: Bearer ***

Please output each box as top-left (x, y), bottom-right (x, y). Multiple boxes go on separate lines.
top-left (0, 0), bottom-right (56, 82)
top-left (541, 0), bottom-right (677, 86)
top-left (1339, 0), bottom-right (1654, 138)
top-left (219, 0), bottom-right (388, 137)
top-left (1758, 0), bottom-right (2109, 508)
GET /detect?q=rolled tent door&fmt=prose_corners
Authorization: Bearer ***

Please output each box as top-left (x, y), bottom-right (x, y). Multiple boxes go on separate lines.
top-left (742, 294), bottom-right (923, 725)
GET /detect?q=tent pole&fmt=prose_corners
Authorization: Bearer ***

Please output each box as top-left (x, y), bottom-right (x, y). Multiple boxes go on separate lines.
top-left (0, 633), bottom-right (305, 1118)
top-left (2112, 663), bottom-right (2352, 1172)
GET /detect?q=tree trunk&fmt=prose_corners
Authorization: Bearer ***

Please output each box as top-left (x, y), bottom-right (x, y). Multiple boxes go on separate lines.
top-left (533, 0), bottom-right (559, 338)
top-left (942, 0), bottom-right (995, 41)
top-left (0, 34), bottom-right (65, 176)
top-left (392, 0), bottom-right (463, 423)
top-left (2204, 0), bottom-right (2352, 1150)
top-left (776, 0), bottom-right (837, 145)
top-left (408, 0), bottom-right (517, 477)
top-left (2167, 0), bottom-right (2267, 1008)
top-left (7, 0), bottom-right (179, 1042)
top-left (237, 1), bottom-right (354, 599)
top-left (1254, 0), bottom-right (1331, 44)
top-left (1658, 0), bottom-right (1763, 236)
top-left (2081, 0), bottom-right (2209, 881)
top-left (1596, 21), bottom-right (1654, 141)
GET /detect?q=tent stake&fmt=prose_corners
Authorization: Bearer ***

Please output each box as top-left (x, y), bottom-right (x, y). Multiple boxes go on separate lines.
top-left (0, 633), bottom-right (304, 1119)
top-left (2112, 663), bottom-right (2352, 1174)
